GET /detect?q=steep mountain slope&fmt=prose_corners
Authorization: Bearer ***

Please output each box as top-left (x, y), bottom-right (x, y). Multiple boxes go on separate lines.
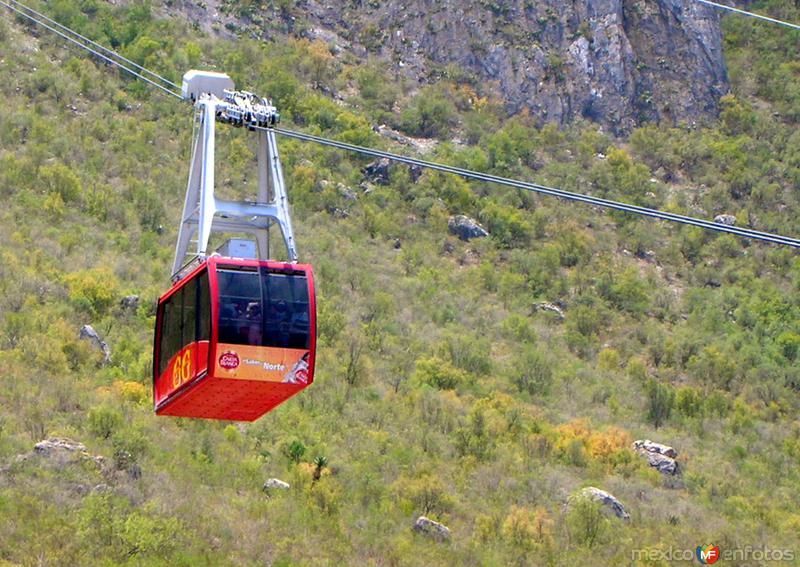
top-left (169, 0), bottom-right (729, 133)
top-left (0, 1), bottom-right (799, 566)
top-left (308, 0), bottom-right (728, 133)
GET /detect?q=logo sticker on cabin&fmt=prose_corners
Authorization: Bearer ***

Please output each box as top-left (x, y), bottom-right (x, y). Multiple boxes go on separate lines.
top-left (216, 343), bottom-right (308, 383)
top-left (218, 351), bottom-right (240, 370)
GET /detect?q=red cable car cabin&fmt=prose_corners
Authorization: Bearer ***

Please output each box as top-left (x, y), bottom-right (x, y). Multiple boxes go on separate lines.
top-left (153, 256), bottom-right (316, 421)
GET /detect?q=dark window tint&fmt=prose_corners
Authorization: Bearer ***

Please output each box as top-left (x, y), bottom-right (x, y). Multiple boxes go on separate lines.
top-left (216, 266), bottom-right (310, 349)
top-left (262, 270), bottom-right (310, 349)
top-left (159, 287), bottom-right (183, 376)
top-left (158, 270), bottom-right (211, 376)
top-left (198, 271), bottom-right (211, 341)
top-left (217, 268), bottom-right (261, 345)
top-left (183, 277), bottom-right (197, 352)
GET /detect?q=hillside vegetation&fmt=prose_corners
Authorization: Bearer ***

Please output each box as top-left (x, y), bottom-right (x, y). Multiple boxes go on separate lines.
top-left (0, 1), bottom-right (799, 565)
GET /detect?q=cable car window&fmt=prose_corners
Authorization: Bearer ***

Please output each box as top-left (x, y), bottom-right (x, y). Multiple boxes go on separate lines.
top-left (216, 266), bottom-right (310, 349)
top-left (198, 270), bottom-right (211, 341)
top-left (159, 287), bottom-right (183, 376)
top-left (183, 277), bottom-right (197, 350)
top-left (217, 268), bottom-right (261, 345)
top-left (261, 269), bottom-right (310, 350)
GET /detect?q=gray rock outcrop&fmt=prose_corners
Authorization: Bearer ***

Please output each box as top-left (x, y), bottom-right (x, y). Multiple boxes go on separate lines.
top-left (572, 487), bottom-right (630, 520)
top-left (363, 158), bottom-right (392, 185)
top-left (120, 295), bottom-right (140, 310)
top-left (633, 439), bottom-right (677, 458)
top-left (713, 214), bottom-right (736, 226)
top-left (413, 516), bottom-right (451, 541)
top-left (79, 325), bottom-right (112, 365)
top-left (533, 301), bottom-right (565, 320)
top-left (30, 438), bottom-right (105, 468)
top-left (448, 215), bottom-right (489, 241)
top-left (263, 478), bottom-right (291, 493)
top-left (168, 0), bottom-right (729, 133)
top-left (634, 439), bottom-right (680, 476)
top-left (304, 0), bottom-right (728, 134)
top-left (337, 183), bottom-right (358, 201)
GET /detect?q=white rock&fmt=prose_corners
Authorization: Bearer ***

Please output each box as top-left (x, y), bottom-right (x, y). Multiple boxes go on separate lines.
top-left (633, 440), bottom-right (680, 476)
top-left (533, 302), bottom-right (565, 320)
top-left (79, 325), bottom-right (112, 364)
top-left (633, 439), bottom-right (677, 458)
top-left (572, 487), bottom-right (630, 520)
top-left (448, 215), bottom-right (489, 241)
top-left (413, 516), bottom-right (451, 540)
top-left (263, 478), bottom-right (290, 492)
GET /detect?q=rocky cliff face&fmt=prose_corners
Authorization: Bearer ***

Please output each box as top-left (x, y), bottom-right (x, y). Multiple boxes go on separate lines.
top-left (303, 0), bottom-right (728, 134)
top-left (172, 0), bottom-right (729, 134)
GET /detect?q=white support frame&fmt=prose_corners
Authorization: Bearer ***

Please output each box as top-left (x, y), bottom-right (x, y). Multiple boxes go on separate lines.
top-left (172, 97), bottom-right (297, 279)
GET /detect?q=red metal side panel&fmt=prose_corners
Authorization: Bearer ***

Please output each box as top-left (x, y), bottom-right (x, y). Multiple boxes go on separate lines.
top-left (154, 340), bottom-right (210, 408)
top-left (155, 376), bottom-right (306, 421)
top-left (306, 264), bottom-right (317, 386)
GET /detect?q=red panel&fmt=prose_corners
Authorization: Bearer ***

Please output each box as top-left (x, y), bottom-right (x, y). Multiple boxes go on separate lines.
top-left (155, 376), bottom-right (306, 421)
top-left (306, 264), bottom-right (317, 387)
top-left (154, 340), bottom-right (209, 407)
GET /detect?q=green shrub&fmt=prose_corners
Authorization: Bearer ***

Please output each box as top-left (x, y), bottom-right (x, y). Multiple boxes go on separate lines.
top-left (284, 440), bottom-right (306, 464)
top-left (675, 386), bottom-right (704, 418)
top-left (39, 162), bottom-right (81, 203)
top-left (777, 331), bottom-right (800, 362)
top-left (454, 407), bottom-right (492, 460)
top-left (440, 333), bottom-right (492, 375)
top-left (567, 498), bottom-right (608, 548)
top-left (513, 348), bottom-right (553, 396)
top-left (414, 356), bottom-right (468, 390)
top-left (400, 85), bottom-right (458, 137)
top-left (87, 405), bottom-right (123, 440)
top-left (646, 378), bottom-right (675, 428)
top-left (64, 268), bottom-right (119, 315)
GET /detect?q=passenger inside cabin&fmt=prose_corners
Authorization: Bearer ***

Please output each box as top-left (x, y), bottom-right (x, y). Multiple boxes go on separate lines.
top-left (219, 299), bottom-right (239, 343)
top-left (245, 301), bottom-right (262, 345)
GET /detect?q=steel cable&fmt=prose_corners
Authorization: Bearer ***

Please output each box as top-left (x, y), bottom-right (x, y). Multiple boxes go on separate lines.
top-left (692, 0), bottom-right (800, 31)
top-left (6, 0), bottom-right (184, 92)
top-left (0, 0), bottom-right (184, 99)
top-left (3, 0), bottom-right (799, 248)
top-left (269, 127), bottom-right (800, 248)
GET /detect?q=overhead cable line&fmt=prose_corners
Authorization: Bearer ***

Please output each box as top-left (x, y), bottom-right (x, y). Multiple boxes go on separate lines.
top-left (269, 127), bottom-right (800, 248)
top-left (691, 0), bottom-right (800, 31)
top-left (4, 0), bottom-right (184, 92)
top-left (3, 0), bottom-right (800, 248)
top-left (0, 0), bottom-right (184, 99)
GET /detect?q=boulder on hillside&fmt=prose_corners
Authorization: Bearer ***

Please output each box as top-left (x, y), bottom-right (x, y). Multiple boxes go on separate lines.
top-left (642, 451), bottom-right (679, 476)
top-left (533, 301), bottom-right (565, 320)
top-left (34, 438), bottom-right (87, 457)
top-left (633, 440), bottom-right (677, 458)
top-left (120, 295), bottom-right (140, 311)
top-left (448, 215), bottom-right (489, 241)
top-left (263, 478), bottom-right (290, 494)
top-left (30, 438), bottom-right (105, 469)
top-left (413, 516), bottom-right (451, 541)
top-left (572, 487), bottom-right (630, 521)
top-left (79, 325), bottom-right (112, 365)
top-left (337, 183), bottom-right (358, 201)
top-left (0, 439), bottom-right (111, 498)
top-left (713, 214), bottom-right (736, 226)
top-left (409, 163), bottom-right (423, 183)
top-left (633, 440), bottom-right (680, 476)
top-left (363, 158), bottom-right (392, 185)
